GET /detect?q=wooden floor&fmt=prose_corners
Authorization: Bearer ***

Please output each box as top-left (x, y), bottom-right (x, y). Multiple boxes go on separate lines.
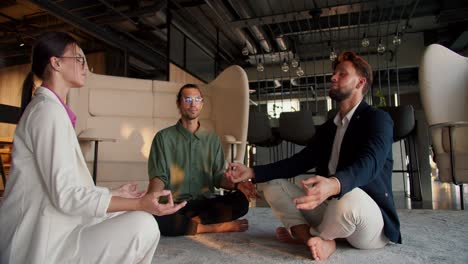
top-left (394, 180), bottom-right (467, 210)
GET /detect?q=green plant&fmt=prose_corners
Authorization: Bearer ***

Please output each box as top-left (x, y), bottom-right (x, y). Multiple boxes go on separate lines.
top-left (376, 89), bottom-right (386, 107)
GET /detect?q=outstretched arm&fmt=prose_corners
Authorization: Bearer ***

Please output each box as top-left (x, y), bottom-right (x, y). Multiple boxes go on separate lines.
top-left (219, 174), bottom-right (258, 201)
top-left (225, 163), bottom-right (255, 183)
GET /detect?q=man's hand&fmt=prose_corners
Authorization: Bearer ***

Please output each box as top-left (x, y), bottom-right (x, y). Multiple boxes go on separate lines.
top-left (237, 181), bottom-right (260, 202)
top-left (225, 162), bottom-right (254, 183)
top-left (293, 176), bottom-right (341, 210)
top-left (138, 190), bottom-right (187, 216)
top-left (111, 183), bottom-right (146, 198)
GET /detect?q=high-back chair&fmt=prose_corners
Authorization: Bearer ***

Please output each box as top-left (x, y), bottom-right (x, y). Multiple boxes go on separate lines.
top-left (278, 110), bottom-right (316, 146)
top-left (381, 105), bottom-right (421, 201)
top-left (247, 110), bottom-right (283, 147)
top-left (278, 110), bottom-right (316, 181)
top-left (247, 110), bottom-right (282, 166)
top-left (67, 65), bottom-right (249, 190)
top-left (419, 44), bottom-right (468, 209)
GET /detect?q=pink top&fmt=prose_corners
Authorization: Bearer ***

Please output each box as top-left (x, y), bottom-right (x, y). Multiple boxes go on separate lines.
top-left (43, 86), bottom-right (77, 128)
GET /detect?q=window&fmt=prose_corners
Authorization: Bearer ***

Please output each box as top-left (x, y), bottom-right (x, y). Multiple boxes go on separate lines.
top-left (186, 39), bottom-right (214, 81)
top-left (267, 99), bottom-right (300, 118)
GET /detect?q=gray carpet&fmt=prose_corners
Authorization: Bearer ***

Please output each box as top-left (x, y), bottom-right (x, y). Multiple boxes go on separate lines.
top-left (153, 208), bottom-right (468, 263)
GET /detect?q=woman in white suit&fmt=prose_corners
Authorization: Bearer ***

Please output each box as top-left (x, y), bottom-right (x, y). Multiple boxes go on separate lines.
top-left (0, 32), bottom-right (186, 264)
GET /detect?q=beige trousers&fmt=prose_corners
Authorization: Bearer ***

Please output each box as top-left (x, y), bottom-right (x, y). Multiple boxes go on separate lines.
top-left (261, 178), bottom-right (389, 249)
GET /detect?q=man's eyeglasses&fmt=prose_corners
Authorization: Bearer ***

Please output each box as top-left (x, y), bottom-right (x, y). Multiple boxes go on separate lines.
top-left (59, 56), bottom-right (87, 67)
top-left (183, 96), bottom-right (204, 104)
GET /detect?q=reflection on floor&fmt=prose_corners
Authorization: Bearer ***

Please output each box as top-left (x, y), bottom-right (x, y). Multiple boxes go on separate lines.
top-left (394, 181), bottom-right (467, 210)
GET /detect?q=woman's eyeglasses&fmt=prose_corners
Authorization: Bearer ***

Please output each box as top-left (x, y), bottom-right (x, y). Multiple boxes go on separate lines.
top-left (183, 96), bottom-right (204, 104)
top-left (59, 56), bottom-right (87, 67)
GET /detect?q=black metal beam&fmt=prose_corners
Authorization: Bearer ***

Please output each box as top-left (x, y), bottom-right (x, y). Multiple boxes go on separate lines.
top-left (26, 0), bottom-right (167, 72)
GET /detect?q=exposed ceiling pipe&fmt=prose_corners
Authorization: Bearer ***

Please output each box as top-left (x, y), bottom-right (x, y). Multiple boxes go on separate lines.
top-left (275, 35), bottom-right (288, 51)
top-left (227, 0), bottom-right (272, 53)
top-left (204, 0), bottom-right (257, 55)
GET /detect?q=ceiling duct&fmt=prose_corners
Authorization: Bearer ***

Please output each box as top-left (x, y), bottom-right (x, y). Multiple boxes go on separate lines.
top-left (204, 0), bottom-right (257, 55)
top-left (227, 0), bottom-right (272, 53)
top-left (275, 36), bottom-right (288, 51)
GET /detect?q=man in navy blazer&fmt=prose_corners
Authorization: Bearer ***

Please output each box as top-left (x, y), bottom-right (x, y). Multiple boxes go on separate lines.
top-left (226, 51), bottom-right (401, 261)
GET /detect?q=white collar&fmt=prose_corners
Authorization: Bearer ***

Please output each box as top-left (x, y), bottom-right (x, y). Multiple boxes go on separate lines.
top-left (333, 100), bottom-right (361, 126)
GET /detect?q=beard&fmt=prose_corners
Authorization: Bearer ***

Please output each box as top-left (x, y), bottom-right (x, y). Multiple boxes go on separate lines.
top-left (329, 87), bottom-right (352, 102)
top-left (181, 111), bottom-right (200, 120)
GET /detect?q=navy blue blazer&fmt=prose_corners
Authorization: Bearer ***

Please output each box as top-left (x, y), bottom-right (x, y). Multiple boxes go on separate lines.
top-left (253, 101), bottom-right (401, 243)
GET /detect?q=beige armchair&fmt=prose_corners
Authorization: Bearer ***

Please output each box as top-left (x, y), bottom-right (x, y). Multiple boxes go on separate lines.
top-left (419, 44), bottom-right (468, 209)
top-left (67, 66), bottom-right (249, 190)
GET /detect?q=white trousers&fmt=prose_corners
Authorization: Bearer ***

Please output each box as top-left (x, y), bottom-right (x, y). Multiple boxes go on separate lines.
top-left (261, 178), bottom-right (389, 249)
top-left (69, 211), bottom-right (160, 264)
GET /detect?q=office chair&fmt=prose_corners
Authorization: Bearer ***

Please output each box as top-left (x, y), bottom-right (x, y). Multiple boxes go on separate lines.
top-left (381, 105), bottom-right (422, 201)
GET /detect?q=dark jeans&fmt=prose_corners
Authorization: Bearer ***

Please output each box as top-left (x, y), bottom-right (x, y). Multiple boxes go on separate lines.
top-left (154, 191), bottom-right (249, 236)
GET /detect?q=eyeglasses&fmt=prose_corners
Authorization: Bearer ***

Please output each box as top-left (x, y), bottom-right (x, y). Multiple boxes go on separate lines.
top-left (59, 56), bottom-right (87, 67)
top-left (183, 96), bottom-right (204, 104)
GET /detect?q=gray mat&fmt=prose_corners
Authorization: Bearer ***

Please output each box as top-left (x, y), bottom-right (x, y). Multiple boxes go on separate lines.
top-left (153, 208), bottom-right (468, 263)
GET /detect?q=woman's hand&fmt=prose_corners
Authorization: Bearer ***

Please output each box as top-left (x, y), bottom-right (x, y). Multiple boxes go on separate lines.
top-left (111, 183), bottom-right (146, 199)
top-left (138, 190), bottom-right (187, 216)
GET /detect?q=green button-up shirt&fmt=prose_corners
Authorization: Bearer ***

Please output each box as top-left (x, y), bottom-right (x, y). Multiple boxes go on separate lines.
top-left (148, 120), bottom-right (225, 202)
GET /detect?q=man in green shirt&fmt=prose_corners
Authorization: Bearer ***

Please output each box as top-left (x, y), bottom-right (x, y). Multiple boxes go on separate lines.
top-left (147, 83), bottom-right (255, 236)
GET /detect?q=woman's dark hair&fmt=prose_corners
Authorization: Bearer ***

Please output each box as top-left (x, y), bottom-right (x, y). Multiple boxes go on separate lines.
top-left (176, 83), bottom-right (203, 105)
top-left (21, 31), bottom-right (77, 115)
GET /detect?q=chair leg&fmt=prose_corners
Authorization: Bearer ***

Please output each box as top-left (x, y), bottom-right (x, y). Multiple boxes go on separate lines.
top-left (406, 132), bottom-right (422, 201)
top-left (460, 184), bottom-right (465, 210)
top-left (411, 134), bottom-right (423, 201)
top-left (0, 156), bottom-right (6, 190)
top-left (448, 126), bottom-right (464, 210)
top-left (399, 140), bottom-right (408, 197)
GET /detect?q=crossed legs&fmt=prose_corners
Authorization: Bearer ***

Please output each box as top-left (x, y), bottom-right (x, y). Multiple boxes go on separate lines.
top-left (154, 191), bottom-right (249, 236)
top-left (262, 178), bottom-right (388, 260)
top-left (63, 211), bottom-right (160, 264)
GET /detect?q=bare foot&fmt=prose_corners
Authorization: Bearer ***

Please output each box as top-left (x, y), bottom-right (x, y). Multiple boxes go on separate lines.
top-left (275, 227), bottom-right (303, 244)
top-left (197, 219), bottom-right (249, 234)
top-left (307, 237), bottom-right (336, 261)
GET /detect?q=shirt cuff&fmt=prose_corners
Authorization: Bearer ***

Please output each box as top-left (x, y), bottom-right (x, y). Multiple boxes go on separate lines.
top-left (330, 176), bottom-right (341, 196)
top-left (94, 186), bottom-right (112, 217)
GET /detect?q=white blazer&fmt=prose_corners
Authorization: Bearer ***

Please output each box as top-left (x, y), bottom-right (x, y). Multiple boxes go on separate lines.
top-left (0, 87), bottom-right (112, 263)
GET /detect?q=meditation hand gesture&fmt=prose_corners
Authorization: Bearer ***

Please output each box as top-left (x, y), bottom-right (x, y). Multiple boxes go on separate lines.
top-left (293, 176), bottom-right (341, 210)
top-left (111, 183), bottom-right (146, 198)
top-left (139, 190), bottom-right (187, 216)
top-left (225, 162), bottom-right (254, 183)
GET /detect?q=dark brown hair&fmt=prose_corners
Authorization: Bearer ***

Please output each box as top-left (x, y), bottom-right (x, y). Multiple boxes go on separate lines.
top-left (176, 83), bottom-right (203, 104)
top-left (21, 31), bottom-right (77, 115)
top-left (332, 51), bottom-right (373, 94)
